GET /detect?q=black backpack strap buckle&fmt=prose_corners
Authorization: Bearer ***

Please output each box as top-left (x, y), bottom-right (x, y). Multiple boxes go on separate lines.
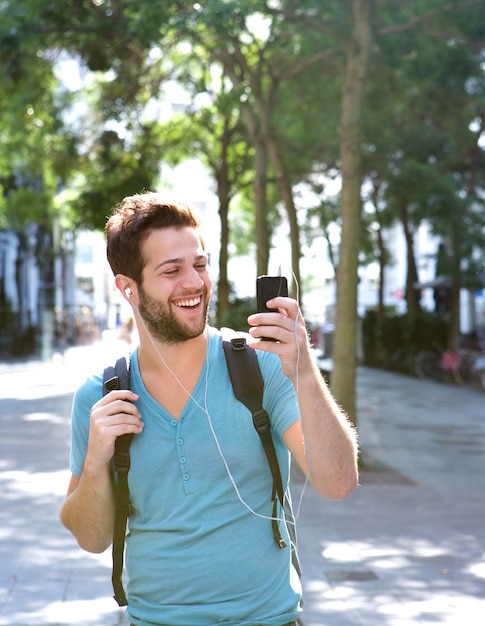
top-left (231, 336), bottom-right (247, 350)
top-left (113, 450), bottom-right (131, 474)
top-left (252, 408), bottom-right (270, 435)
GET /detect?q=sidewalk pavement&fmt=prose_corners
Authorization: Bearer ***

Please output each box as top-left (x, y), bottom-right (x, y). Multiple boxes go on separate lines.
top-left (0, 343), bottom-right (484, 626)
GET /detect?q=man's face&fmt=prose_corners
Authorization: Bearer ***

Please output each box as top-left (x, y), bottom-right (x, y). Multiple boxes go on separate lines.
top-left (137, 227), bottom-right (211, 344)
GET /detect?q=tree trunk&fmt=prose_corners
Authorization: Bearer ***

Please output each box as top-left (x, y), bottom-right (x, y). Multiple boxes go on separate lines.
top-left (254, 137), bottom-right (270, 277)
top-left (215, 116), bottom-right (233, 325)
top-left (217, 48), bottom-right (271, 279)
top-left (265, 129), bottom-right (301, 298)
top-left (398, 200), bottom-right (421, 319)
top-left (216, 194), bottom-right (231, 325)
top-left (448, 276), bottom-right (461, 351)
top-left (376, 225), bottom-right (385, 323)
top-left (331, 0), bottom-right (373, 426)
top-left (448, 232), bottom-right (462, 352)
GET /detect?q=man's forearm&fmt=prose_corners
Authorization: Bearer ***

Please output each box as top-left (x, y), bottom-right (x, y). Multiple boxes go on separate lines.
top-left (60, 463), bottom-right (116, 553)
top-left (297, 366), bottom-right (359, 499)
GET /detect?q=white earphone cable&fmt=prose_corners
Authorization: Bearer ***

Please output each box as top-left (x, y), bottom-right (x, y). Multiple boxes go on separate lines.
top-left (135, 311), bottom-right (287, 526)
top-left (130, 265), bottom-right (312, 530)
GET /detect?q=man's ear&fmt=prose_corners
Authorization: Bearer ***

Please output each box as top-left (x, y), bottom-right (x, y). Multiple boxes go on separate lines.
top-left (115, 275), bottom-right (134, 303)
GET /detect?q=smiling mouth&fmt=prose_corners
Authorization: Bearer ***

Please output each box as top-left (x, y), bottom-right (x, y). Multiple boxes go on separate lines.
top-left (174, 297), bottom-right (202, 308)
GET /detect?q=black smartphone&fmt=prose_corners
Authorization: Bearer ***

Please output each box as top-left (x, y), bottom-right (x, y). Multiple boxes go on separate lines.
top-left (256, 275), bottom-right (289, 312)
top-left (256, 276), bottom-right (288, 341)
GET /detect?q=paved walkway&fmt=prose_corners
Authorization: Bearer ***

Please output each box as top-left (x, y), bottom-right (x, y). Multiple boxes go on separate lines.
top-left (294, 366), bottom-right (485, 626)
top-left (0, 344), bottom-right (484, 626)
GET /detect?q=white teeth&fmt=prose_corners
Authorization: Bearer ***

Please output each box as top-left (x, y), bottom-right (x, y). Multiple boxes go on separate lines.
top-left (176, 297), bottom-right (201, 307)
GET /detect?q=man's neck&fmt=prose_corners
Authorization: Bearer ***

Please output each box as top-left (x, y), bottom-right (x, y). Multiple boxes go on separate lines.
top-left (137, 326), bottom-right (209, 380)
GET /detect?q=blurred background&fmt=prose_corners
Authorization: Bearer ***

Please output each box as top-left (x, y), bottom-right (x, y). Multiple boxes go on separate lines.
top-left (1, 1), bottom-right (485, 421)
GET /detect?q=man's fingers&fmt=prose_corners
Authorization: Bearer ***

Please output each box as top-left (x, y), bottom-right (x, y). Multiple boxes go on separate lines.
top-left (99, 389), bottom-right (139, 405)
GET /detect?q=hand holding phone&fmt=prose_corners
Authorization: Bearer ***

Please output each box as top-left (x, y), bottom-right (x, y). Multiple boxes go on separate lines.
top-left (256, 275), bottom-right (289, 340)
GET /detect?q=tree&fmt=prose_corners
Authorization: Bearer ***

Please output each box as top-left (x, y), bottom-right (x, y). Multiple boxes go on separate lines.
top-left (154, 86), bottom-right (255, 323)
top-left (3, 0), bottom-right (485, 404)
top-left (0, 11), bottom-right (80, 352)
top-left (331, 0), bottom-right (373, 423)
top-left (177, 1), bottom-right (345, 293)
top-left (364, 1), bottom-right (485, 352)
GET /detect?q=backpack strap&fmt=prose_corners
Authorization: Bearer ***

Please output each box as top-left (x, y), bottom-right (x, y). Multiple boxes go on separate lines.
top-left (222, 337), bottom-right (287, 549)
top-left (103, 355), bottom-right (132, 607)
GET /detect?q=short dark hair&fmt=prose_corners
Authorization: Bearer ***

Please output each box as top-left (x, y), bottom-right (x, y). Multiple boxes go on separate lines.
top-left (105, 192), bottom-right (201, 284)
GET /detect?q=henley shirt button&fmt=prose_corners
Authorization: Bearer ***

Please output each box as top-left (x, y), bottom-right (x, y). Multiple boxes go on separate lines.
top-left (183, 473), bottom-right (190, 480)
top-left (177, 438), bottom-right (183, 445)
top-left (179, 456), bottom-right (186, 464)
top-left (171, 419), bottom-right (177, 427)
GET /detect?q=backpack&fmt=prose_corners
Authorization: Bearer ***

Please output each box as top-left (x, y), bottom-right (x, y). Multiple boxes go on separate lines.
top-left (103, 336), bottom-right (301, 608)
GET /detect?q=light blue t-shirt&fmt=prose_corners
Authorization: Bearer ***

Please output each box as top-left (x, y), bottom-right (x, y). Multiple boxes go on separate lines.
top-left (70, 328), bottom-right (302, 626)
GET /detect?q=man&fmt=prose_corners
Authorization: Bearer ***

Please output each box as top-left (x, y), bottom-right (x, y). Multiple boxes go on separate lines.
top-left (60, 191), bottom-right (358, 626)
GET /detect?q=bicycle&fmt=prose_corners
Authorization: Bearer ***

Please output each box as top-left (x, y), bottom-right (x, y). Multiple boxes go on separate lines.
top-left (414, 347), bottom-right (462, 385)
top-left (450, 349), bottom-right (485, 390)
top-left (415, 346), bottom-right (485, 390)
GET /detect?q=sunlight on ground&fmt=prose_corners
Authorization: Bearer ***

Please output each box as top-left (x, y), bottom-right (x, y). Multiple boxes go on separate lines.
top-left (0, 469), bottom-right (71, 496)
top-left (322, 540), bottom-right (452, 564)
top-left (23, 412), bottom-right (65, 424)
top-left (7, 596), bottom-right (125, 625)
top-left (468, 561), bottom-right (485, 579)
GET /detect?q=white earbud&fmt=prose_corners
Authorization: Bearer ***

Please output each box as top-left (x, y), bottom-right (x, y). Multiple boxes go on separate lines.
top-left (125, 288), bottom-right (133, 298)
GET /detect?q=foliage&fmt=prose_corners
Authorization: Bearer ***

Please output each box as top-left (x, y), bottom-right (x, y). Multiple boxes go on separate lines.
top-left (219, 295), bottom-right (255, 334)
top-left (4, 0), bottom-right (484, 261)
top-left (1, 0), bottom-right (485, 391)
top-left (360, 3), bottom-right (485, 336)
top-left (362, 308), bottom-right (448, 371)
top-left (73, 124), bottom-right (161, 230)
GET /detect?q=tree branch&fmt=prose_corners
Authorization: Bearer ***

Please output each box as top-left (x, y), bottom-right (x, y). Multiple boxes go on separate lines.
top-left (378, 0), bottom-right (485, 36)
top-left (280, 48), bottom-right (338, 81)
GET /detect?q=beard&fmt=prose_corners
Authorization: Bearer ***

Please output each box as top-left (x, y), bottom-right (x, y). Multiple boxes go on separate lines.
top-left (137, 284), bottom-right (209, 345)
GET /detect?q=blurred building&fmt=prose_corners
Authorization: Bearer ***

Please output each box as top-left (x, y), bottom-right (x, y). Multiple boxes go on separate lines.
top-left (0, 182), bottom-right (483, 359)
